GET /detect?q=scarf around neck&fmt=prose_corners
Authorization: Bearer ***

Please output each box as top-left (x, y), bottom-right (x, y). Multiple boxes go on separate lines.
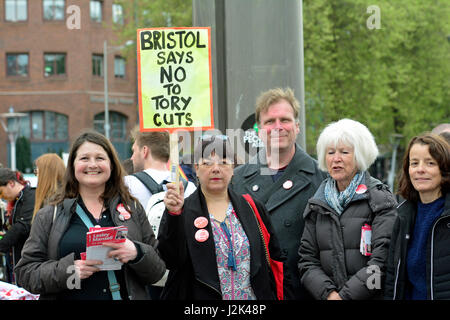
top-left (324, 171), bottom-right (365, 215)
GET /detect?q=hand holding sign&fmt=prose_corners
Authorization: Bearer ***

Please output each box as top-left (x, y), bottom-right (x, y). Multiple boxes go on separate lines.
top-left (164, 182), bottom-right (185, 215)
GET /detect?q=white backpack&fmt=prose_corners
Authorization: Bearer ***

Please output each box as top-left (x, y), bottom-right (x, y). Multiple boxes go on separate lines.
top-left (132, 172), bottom-right (188, 236)
top-left (145, 190), bottom-right (166, 236)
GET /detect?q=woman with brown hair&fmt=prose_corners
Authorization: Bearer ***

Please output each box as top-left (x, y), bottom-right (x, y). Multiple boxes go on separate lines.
top-left (32, 153), bottom-right (66, 220)
top-left (385, 133), bottom-right (450, 300)
top-left (15, 130), bottom-right (165, 300)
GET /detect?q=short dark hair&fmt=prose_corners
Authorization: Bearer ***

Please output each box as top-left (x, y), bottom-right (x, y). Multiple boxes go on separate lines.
top-left (193, 135), bottom-right (236, 165)
top-left (130, 126), bottom-right (170, 162)
top-left (397, 133), bottom-right (450, 202)
top-left (0, 168), bottom-right (27, 186)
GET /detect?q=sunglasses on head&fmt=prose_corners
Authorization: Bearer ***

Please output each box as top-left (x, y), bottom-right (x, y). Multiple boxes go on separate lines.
top-left (199, 134), bottom-right (229, 142)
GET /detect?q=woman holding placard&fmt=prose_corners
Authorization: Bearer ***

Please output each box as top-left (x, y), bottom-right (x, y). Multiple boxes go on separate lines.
top-left (15, 130), bottom-right (165, 300)
top-left (159, 134), bottom-right (289, 300)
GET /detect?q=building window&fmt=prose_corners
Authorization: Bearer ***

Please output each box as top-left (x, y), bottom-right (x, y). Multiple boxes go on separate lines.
top-left (114, 56), bottom-right (125, 78)
top-left (94, 111), bottom-right (127, 140)
top-left (5, 0), bottom-right (27, 22)
top-left (112, 3), bottom-right (123, 25)
top-left (7, 114), bottom-right (30, 138)
top-left (43, 0), bottom-right (64, 21)
top-left (92, 54), bottom-right (103, 77)
top-left (90, 0), bottom-right (102, 22)
top-left (9, 111), bottom-right (68, 141)
top-left (6, 53), bottom-right (29, 77)
top-left (44, 53), bottom-right (66, 77)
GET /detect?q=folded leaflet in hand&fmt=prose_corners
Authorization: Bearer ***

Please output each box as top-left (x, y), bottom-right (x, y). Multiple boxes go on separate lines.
top-left (86, 226), bottom-right (128, 271)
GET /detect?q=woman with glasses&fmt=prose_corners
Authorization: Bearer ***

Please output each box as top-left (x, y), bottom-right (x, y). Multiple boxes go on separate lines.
top-left (0, 168), bottom-right (35, 283)
top-left (32, 153), bottom-right (66, 221)
top-left (158, 134), bottom-right (288, 300)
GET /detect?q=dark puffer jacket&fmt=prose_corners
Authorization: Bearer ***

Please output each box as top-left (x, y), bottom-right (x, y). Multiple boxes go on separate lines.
top-left (384, 192), bottom-right (450, 300)
top-left (298, 173), bottom-right (397, 300)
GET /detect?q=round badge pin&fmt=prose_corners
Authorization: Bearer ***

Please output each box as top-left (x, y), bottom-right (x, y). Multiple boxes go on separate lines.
top-left (195, 229), bottom-right (209, 242)
top-left (116, 203), bottom-right (131, 220)
top-left (356, 184), bottom-right (368, 194)
top-left (194, 217), bottom-right (208, 229)
top-left (283, 180), bottom-right (293, 190)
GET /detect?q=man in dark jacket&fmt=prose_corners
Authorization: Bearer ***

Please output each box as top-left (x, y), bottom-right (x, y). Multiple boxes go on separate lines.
top-left (0, 170), bottom-right (35, 284)
top-left (231, 88), bottom-right (326, 299)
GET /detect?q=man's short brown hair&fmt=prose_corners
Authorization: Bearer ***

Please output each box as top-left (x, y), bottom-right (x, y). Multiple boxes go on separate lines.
top-left (255, 87), bottom-right (300, 125)
top-left (131, 126), bottom-right (170, 162)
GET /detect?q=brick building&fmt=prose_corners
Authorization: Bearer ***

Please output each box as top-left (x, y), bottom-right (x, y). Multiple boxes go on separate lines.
top-left (0, 0), bottom-right (137, 171)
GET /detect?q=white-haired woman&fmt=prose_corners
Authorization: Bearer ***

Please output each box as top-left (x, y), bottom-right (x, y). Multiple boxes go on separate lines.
top-left (298, 119), bottom-right (397, 300)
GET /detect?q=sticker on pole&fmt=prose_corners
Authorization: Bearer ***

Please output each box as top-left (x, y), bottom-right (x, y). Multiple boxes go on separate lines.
top-left (137, 27), bottom-right (214, 132)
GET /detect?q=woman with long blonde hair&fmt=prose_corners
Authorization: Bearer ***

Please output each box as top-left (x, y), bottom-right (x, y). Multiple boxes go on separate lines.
top-left (33, 153), bottom-right (66, 219)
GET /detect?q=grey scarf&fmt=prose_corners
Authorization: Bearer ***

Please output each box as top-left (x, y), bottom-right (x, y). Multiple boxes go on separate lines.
top-left (324, 171), bottom-right (365, 215)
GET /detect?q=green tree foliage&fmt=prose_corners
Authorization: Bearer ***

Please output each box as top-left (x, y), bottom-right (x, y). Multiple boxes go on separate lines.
top-left (16, 136), bottom-right (32, 174)
top-left (112, 0), bottom-right (192, 58)
top-left (303, 0), bottom-right (450, 154)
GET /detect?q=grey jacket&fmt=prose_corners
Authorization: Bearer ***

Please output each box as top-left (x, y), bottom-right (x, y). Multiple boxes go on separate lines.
top-left (14, 197), bottom-right (166, 300)
top-left (298, 173), bottom-right (397, 300)
top-left (232, 144), bottom-right (326, 299)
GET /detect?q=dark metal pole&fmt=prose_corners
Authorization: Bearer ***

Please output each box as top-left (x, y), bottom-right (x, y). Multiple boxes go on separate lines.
top-left (214, 0), bottom-right (228, 132)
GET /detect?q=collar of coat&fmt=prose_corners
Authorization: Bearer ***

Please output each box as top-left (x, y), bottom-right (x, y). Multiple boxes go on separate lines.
top-left (240, 143), bottom-right (318, 178)
top-left (304, 172), bottom-right (396, 218)
top-left (59, 195), bottom-right (126, 221)
top-left (182, 186), bottom-right (264, 296)
top-left (397, 192), bottom-right (450, 228)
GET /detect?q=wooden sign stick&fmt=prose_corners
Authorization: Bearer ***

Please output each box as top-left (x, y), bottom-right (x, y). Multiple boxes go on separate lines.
top-left (169, 132), bottom-right (180, 194)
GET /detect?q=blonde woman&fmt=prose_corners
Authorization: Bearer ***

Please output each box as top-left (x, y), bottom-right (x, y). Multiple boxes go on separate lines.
top-left (33, 153), bottom-right (66, 220)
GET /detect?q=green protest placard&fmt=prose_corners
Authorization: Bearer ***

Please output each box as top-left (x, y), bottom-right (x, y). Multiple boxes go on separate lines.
top-left (137, 27), bottom-right (214, 132)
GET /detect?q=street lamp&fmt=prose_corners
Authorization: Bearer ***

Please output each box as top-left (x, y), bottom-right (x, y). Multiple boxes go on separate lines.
top-left (103, 39), bottom-right (134, 140)
top-left (0, 107), bottom-right (27, 171)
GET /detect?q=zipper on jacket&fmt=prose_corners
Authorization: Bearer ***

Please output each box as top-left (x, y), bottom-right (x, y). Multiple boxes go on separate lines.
top-left (429, 215), bottom-right (447, 300)
top-left (393, 259), bottom-right (401, 300)
top-left (255, 218), bottom-right (271, 267)
top-left (246, 201), bottom-right (271, 267)
top-left (196, 277), bottom-right (222, 296)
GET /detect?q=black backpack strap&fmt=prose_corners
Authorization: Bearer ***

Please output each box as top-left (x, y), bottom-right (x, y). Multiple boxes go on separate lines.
top-left (181, 177), bottom-right (188, 191)
top-left (132, 171), bottom-right (190, 194)
top-left (131, 172), bottom-right (164, 194)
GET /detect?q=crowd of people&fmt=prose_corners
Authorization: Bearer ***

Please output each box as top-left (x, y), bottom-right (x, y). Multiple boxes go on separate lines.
top-left (0, 87), bottom-right (448, 301)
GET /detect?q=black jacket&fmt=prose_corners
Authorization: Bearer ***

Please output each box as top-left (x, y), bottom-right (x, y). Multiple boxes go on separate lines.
top-left (0, 185), bottom-right (35, 267)
top-left (384, 192), bottom-right (450, 300)
top-left (231, 144), bottom-right (326, 299)
top-left (157, 186), bottom-right (288, 300)
top-left (298, 173), bottom-right (397, 300)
